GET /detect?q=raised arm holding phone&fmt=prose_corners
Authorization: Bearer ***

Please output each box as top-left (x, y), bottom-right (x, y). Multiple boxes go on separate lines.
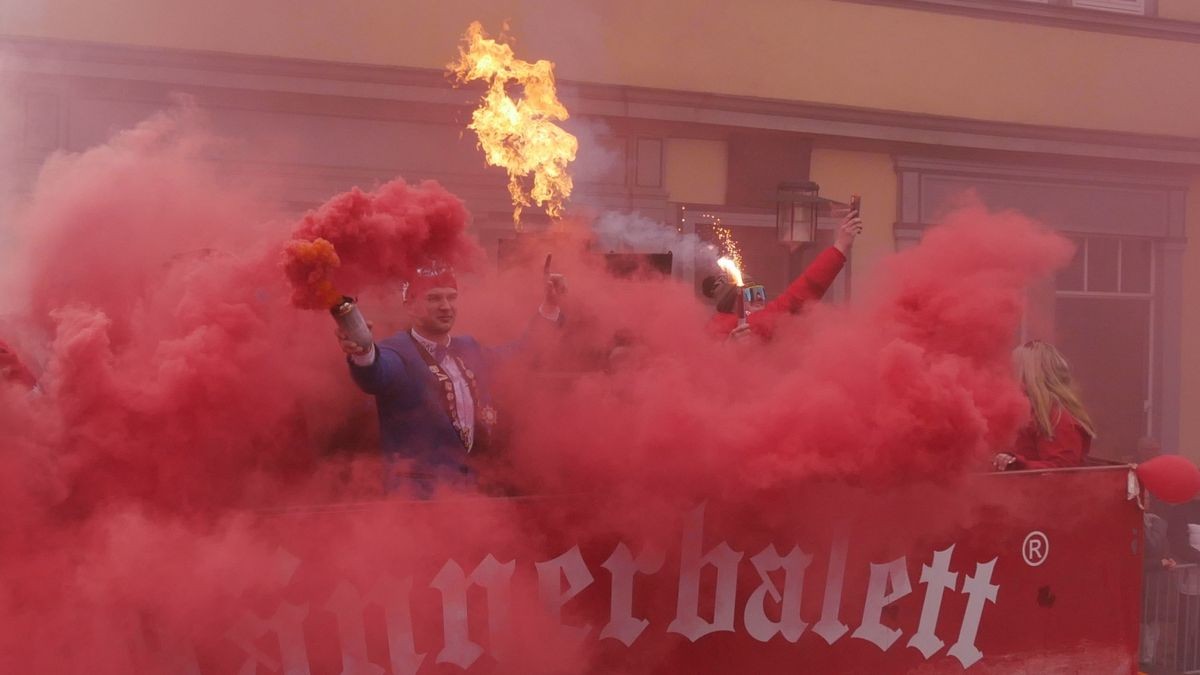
top-left (705, 196), bottom-right (864, 343)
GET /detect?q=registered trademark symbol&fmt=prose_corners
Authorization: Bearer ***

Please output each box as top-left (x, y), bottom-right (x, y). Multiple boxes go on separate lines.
top-left (1022, 531), bottom-right (1049, 567)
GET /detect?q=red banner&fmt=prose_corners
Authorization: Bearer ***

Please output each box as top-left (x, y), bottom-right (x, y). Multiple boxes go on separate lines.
top-left (153, 466), bottom-right (1141, 674)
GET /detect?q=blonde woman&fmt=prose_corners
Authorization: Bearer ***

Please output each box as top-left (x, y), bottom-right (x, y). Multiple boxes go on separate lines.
top-left (994, 340), bottom-right (1097, 471)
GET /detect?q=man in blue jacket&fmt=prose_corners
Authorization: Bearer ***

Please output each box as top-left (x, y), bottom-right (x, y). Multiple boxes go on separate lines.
top-left (337, 264), bottom-right (565, 497)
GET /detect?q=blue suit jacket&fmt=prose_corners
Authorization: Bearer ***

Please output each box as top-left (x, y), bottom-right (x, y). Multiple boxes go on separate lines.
top-left (348, 308), bottom-right (566, 495)
top-left (349, 332), bottom-right (493, 483)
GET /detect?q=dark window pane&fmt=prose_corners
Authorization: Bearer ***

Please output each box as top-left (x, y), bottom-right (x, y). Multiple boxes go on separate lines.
top-left (1056, 237), bottom-right (1086, 291)
top-left (1054, 296), bottom-right (1151, 462)
top-left (1121, 239), bottom-right (1152, 294)
top-left (1087, 237), bottom-right (1120, 292)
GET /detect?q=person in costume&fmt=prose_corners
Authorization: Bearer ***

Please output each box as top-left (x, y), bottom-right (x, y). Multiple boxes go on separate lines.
top-left (701, 209), bottom-right (862, 342)
top-left (336, 263), bottom-right (566, 497)
top-left (993, 340), bottom-right (1096, 471)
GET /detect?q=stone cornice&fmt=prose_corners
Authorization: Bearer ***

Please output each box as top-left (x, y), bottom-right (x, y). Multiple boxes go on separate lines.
top-left (4, 34), bottom-right (1200, 165)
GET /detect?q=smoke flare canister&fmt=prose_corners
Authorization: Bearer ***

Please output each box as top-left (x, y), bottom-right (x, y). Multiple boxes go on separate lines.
top-left (331, 297), bottom-right (373, 351)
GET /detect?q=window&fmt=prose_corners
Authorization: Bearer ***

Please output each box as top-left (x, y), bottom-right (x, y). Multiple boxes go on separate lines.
top-left (1013, 0), bottom-right (1152, 15)
top-left (1055, 237), bottom-right (1154, 295)
top-left (1069, 0), bottom-right (1148, 15)
top-left (895, 155), bottom-right (1188, 458)
top-left (1052, 236), bottom-right (1155, 461)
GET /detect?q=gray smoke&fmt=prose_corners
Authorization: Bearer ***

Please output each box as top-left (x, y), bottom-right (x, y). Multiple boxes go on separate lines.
top-left (590, 210), bottom-right (717, 263)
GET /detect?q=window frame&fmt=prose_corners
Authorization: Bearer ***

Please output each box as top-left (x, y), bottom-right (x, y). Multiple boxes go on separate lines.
top-left (893, 155), bottom-right (1188, 454)
top-left (833, 0), bottom-right (1200, 45)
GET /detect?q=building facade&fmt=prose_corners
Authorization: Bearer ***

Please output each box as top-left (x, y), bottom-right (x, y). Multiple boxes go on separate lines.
top-left (3, 0), bottom-right (1199, 461)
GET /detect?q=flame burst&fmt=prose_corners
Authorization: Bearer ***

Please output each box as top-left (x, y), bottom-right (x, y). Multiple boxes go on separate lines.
top-left (717, 256), bottom-right (744, 287)
top-left (449, 21), bottom-right (578, 230)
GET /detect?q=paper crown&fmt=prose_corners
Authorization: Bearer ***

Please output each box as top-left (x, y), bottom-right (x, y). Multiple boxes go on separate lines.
top-left (403, 262), bottom-right (458, 301)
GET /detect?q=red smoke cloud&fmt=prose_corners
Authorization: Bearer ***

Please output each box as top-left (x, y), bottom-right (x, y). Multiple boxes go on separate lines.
top-left (283, 180), bottom-right (484, 309)
top-left (0, 106), bottom-right (1075, 673)
top-left (490, 205), bottom-right (1070, 506)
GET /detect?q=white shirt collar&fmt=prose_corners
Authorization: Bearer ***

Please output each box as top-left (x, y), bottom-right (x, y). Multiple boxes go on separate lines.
top-left (410, 328), bottom-right (451, 352)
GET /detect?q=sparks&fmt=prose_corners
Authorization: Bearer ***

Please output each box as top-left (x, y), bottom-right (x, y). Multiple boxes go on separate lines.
top-left (449, 22), bottom-right (578, 230)
top-left (713, 224), bottom-right (744, 274)
top-left (716, 256), bottom-right (744, 287)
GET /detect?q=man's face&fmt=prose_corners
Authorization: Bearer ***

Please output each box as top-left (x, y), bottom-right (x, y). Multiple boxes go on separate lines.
top-left (408, 286), bottom-right (458, 335)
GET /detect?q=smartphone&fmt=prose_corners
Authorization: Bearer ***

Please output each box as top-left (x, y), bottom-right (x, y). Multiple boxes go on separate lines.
top-left (850, 194), bottom-right (862, 217)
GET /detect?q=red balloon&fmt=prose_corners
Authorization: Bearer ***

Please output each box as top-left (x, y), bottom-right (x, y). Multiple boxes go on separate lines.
top-left (1137, 455), bottom-right (1200, 505)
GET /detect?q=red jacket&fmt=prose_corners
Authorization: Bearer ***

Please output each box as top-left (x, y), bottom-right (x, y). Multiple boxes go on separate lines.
top-left (707, 246), bottom-right (846, 340)
top-left (1010, 406), bottom-right (1091, 470)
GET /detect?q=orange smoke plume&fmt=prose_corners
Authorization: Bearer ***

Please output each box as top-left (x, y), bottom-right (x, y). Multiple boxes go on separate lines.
top-left (282, 237), bottom-right (342, 310)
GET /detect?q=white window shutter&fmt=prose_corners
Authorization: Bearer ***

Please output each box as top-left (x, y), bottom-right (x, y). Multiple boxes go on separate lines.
top-left (1070, 0), bottom-right (1147, 15)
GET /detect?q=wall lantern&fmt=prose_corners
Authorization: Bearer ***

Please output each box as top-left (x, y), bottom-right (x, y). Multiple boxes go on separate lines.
top-left (776, 181), bottom-right (822, 246)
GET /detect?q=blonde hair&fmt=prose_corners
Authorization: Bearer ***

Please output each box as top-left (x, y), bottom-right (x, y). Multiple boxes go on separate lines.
top-left (1013, 340), bottom-right (1097, 440)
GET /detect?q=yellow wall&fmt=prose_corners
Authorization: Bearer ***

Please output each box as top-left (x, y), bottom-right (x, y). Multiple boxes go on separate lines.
top-left (1180, 176), bottom-right (1200, 462)
top-left (4, 0), bottom-right (1200, 137)
top-left (809, 148), bottom-right (897, 287)
top-left (1159, 0), bottom-right (1200, 22)
top-left (663, 139), bottom-right (727, 205)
